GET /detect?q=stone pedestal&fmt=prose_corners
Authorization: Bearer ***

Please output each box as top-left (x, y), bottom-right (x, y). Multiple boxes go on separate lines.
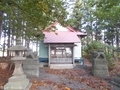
top-left (23, 58), bottom-right (39, 77)
top-left (4, 75), bottom-right (32, 90)
top-left (92, 51), bottom-right (109, 77)
top-left (4, 57), bottom-right (32, 90)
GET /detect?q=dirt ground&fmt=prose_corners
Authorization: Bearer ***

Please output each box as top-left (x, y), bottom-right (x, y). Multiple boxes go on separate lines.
top-left (0, 58), bottom-right (120, 90)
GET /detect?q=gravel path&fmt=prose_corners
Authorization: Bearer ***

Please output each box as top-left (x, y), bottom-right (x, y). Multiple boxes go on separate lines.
top-left (29, 63), bottom-right (120, 90)
top-left (38, 67), bottom-right (95, 90)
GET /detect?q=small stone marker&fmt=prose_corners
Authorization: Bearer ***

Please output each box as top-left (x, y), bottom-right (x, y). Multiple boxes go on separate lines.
top-left (23, 49), bottom-right (39, 77)
top-left (92, 51), bottom-right (109, 77)
top-left (111, 74), bottom-right (120, 87)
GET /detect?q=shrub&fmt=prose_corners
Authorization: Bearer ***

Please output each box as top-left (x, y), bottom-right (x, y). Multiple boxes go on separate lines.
top-left (83, 41), bottom-right (104, 62)
top-left (83, 41), bottom-right (115, 69)
top-left (104, 52), bottom-right (115, 70)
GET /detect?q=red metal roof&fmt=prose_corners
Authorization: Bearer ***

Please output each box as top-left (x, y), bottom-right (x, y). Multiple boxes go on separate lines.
top-left (44, 31), bottom-right (80, 43)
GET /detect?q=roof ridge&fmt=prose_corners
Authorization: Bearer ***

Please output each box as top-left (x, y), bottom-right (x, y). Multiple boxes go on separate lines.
top-left (44, 21), bottom-right (59, 31)
top-left (66, 26), bottom-right (77, 32)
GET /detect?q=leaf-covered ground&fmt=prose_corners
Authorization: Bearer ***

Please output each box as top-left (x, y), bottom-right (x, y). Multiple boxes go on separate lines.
top-left (0, 59), bottom-right (120, 90)
top-left (30, 67), bottom-right (113, 90)
top-left (0, 63), bottom-right (13, 90)
top-left (30, 60), bottom-right (120, 90)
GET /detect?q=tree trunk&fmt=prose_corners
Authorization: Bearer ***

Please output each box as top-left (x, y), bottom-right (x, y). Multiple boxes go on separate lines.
top-left (0, 11), bottom-right (3, 41)
top-left (7, 26), bottom-right (11, 57)
top-left (26, 38), bottom-right (30, 49)
top-left (116, 29), bottom-right (119, 47)
top-left (36, 41), bottom-right (39, 52)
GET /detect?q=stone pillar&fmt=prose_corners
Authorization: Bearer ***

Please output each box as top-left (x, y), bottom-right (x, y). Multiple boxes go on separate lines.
top-left (92, 51), bottom-right (109, 77)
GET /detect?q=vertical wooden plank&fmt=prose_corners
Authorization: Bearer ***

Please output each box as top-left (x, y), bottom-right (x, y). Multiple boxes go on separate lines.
top-left (72, 46), bottom-right (75, 66)
top-left (48, 44), bottom-right (50, 67)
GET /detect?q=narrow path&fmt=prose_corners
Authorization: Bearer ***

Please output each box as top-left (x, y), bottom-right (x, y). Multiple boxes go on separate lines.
top-left (30, 60), bottom-right (120, 90)
top-left (37, 67), bottom-right (95, 90)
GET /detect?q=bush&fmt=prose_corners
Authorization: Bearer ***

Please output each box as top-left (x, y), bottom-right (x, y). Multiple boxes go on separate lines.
top-left (83, 41), bottom-right (115, 69)
top-left (104, 52), bottom-right (115, 70)
top-left (83, 41), bottom-right (104, 61)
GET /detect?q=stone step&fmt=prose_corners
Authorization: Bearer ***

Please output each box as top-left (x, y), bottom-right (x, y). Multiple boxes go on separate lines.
top-left (23, 69), bottom-right (39, 77)
top-left (39, 62), bottom-right (48, 68)
top-left (50, 64), bottom-right (74, 69)
top-left (23, 65), bottom-right (39, 70)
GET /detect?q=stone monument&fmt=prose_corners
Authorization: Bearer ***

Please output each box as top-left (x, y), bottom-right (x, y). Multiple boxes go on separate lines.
top-left (92, 51), bottom-right (109, 77)
top-left (23, 49), bottom-right (39, 77)
top-left (4, 37), bottom-right (32, 90)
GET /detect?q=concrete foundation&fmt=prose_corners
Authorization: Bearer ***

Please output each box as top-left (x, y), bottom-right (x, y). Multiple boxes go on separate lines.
top-left (49, 64), bottom-right (74, 69)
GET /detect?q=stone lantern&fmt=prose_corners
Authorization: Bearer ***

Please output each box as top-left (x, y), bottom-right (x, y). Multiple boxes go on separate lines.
top-left (4, 37), bottom-right (32, 90)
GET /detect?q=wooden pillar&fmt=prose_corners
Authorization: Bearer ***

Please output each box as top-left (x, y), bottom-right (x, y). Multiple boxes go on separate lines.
top-left (48, 44), bottom-right (50, 67)
top-left (72, 46), bottom-right (75, 66)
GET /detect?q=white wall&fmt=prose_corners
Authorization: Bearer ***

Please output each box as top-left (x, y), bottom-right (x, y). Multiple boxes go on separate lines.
top-left (55, 23), bottom-right (69, 31)
top-left (74, 42), bottom-right (81, 59)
